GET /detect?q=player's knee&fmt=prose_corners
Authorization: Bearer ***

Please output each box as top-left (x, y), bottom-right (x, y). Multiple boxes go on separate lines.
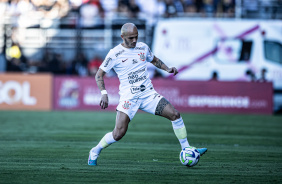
top-left (113, 132), bottom-right (123, 141)
top-left (170, 111), bottom-right (181, 121)
top-left (113, 134), bottom-right (123, 141)
top-left (113, 128), bottom-right (127, 141)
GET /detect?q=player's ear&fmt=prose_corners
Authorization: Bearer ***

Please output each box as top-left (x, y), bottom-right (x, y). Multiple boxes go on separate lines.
top-left (121, 35), bottom-right (124, 39)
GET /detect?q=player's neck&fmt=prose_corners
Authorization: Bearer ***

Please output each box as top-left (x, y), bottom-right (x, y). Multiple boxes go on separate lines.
top-left (121, 43), bottom-right (134, 49)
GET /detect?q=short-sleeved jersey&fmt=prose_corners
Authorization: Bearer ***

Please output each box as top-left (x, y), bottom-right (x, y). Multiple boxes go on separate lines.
top-left (100, 42), bottom-right (155, 101)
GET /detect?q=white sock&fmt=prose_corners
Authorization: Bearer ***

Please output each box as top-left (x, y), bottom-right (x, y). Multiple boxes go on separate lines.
top-left (91, 132), bottom-right (117, 155)
top-left (171, 117), bottom-right (190, 149)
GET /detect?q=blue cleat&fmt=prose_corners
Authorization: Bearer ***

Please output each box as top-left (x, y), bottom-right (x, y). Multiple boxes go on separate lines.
top-left (196, 148), bottom-right (208, 156)
top-left (88, 151), bottom-right (98, 166)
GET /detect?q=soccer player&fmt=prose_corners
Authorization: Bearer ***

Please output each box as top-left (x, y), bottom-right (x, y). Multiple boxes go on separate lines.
top-left (88, 23), bottom-right (207, 166)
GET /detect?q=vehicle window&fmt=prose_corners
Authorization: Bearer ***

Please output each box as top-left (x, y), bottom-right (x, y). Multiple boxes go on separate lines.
top-left (264, 40), bottom-right (282, 65)
top-left (239, 41), bottom-right (253, 61)
top-left (215, 39), bottom-right (253, 64)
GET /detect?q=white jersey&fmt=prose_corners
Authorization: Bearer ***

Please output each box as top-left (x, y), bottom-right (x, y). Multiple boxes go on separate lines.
top-left (100, 42), bottom-right (155, 101)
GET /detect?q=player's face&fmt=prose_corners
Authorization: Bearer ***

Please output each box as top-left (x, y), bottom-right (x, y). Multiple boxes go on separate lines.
top-left (122, 28), bottom-right (138, 48)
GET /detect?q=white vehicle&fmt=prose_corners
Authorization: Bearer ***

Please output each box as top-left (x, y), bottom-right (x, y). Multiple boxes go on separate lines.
top-left (152, 19), bottom-right (282, 111)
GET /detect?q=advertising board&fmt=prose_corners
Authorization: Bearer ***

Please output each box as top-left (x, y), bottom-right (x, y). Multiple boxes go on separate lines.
top-left (53, 76), bottom-right (272, 114)
top-left (0, 73), bottom-right (52, 110)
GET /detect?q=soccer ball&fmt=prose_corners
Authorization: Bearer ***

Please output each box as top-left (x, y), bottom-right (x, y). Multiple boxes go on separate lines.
top-left (179, 147), bottom-right (200, 167)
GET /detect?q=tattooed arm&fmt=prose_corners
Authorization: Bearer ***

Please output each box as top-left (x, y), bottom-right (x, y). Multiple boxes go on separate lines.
top-left (95, 68), bottom-right (108, 109)
top-left (150, 56), bottom-right (178, 76)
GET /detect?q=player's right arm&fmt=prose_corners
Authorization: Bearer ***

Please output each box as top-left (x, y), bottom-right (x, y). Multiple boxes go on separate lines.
top-left (95, 68), bottom-right (108, 109)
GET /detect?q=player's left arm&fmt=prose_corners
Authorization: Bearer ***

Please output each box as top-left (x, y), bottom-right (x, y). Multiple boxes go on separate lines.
top-left (150, 56), bottom-right (178, 76)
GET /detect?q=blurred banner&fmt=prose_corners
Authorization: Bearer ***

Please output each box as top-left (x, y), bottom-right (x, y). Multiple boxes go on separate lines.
top-left (153, 80), bottom-right (273, 115)
top-left (53, 77), bottom-right (272, 114)
top-left (0, 73), bottom-right (52, 110)
top-left (53, 76), bottom-right (119, 111)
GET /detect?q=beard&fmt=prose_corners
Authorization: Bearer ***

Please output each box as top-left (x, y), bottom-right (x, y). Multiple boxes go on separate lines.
top-left (125, 39), bottom-right (136, 48)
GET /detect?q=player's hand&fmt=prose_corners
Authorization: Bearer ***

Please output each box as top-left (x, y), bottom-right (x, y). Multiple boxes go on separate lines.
top-left (100, 94), bottom-right (108, 109)
top-left (167, 67), bottom-right (178, 76)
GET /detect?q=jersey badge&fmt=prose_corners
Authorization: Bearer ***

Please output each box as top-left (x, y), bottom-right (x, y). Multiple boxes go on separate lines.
top-left (138, 52), bottom-right (146, 61)
top-left (122, 101), bottom-right (131, 109)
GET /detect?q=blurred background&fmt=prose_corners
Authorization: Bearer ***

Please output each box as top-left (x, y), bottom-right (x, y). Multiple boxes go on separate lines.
top-left (0, 0), bottom-right (281, 113)
top-left (1, 2), bottom-right (281, 182)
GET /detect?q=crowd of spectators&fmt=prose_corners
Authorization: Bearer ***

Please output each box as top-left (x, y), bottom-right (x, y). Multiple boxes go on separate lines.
top-left (0, 0), bottom-right (234, 76)
top-left (4, 43), bottom-right (106, 77)
top-left (0, 0), bottom-right (238, 28)
top-left (1, 0), bottom-right (281, 28)
top-left (4, 42), bottom-right (165, 78)
top-left (1, 0), bottom-right (281, 77)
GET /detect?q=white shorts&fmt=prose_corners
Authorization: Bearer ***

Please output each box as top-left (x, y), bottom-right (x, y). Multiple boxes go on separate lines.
top-left (117, 92), bottom-right (163, 120)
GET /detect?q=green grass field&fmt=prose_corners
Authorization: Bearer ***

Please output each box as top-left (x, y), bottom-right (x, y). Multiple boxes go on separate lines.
top-left (0, 111), bottom-right (282, 184)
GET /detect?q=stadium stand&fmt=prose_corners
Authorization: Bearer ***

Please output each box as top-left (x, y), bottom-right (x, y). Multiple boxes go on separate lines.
top-left (0, 0), bottom-right (281, 75)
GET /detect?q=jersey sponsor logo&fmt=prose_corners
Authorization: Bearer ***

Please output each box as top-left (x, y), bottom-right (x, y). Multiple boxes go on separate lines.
top-left (115, 50), bottom-right (125, 57)
top-left (128, 68), bottom-right (147, 84)
top-left (128, 68), bottom-right (146, 76)
top-left (135, 47), bottom-right (145, 50)
top-left (122, 58), bottom-right (128, 62)
top-left (130, 85), bottom-right (146, 94)
top-left (128, 76), bottom-right (147, 84)
top-left (104, 57), bottom-right (112, 67)
top-left (138, 52), bottom-right (146, 61)
top-left (132, 59), bottom-right (138, 64)
top-left (122, 101), bottom-right (131, 109)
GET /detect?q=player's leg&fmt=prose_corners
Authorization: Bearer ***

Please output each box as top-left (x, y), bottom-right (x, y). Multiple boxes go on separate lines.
top-left (155, 97), bottom-right (190, 150)
top-left (113, 110), bottom-right (130, 141)
top-left (138, 94), bottom-right (189, 149)
top-left (91, 111), bottom-right (130, 154)
top-left (88, 111), bottom-right (130, 166)
top-left (155, 97), bottom-right (207, 155)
